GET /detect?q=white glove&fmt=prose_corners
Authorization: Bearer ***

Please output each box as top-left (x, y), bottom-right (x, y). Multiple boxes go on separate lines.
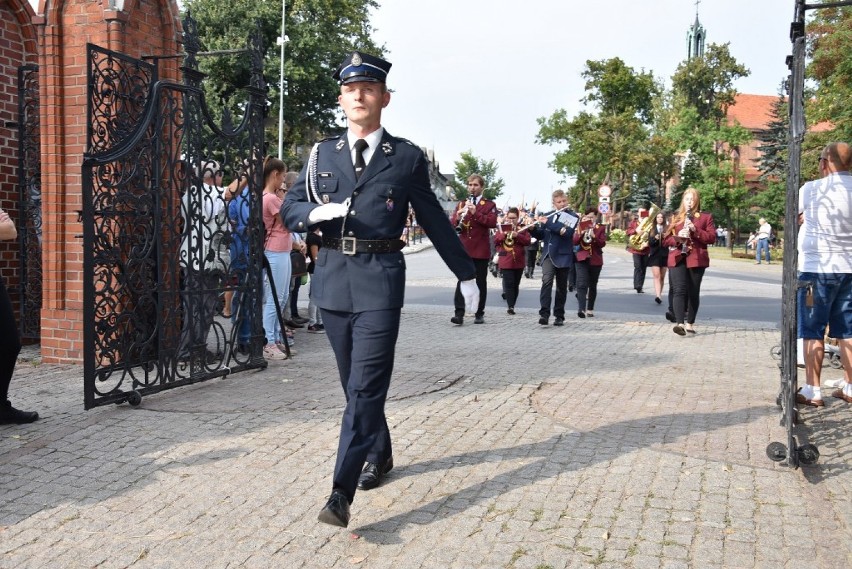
top-left (460, 279), bottom-right (479, 313)
top-left (308, 202), bottom-right (349, 223)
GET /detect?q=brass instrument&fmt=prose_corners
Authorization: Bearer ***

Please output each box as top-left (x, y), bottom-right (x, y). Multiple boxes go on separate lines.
top-left (627, 204), bottom-right (660, 251)
top-left (680, 209), bottom-right (693, 255)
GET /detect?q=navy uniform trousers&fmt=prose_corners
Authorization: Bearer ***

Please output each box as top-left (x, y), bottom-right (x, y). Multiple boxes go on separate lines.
top-left (322, 307), bottom-right (399, 499)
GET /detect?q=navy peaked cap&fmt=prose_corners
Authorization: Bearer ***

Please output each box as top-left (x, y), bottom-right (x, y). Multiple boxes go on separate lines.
top-left (333, 51), bottom-right (391, 85)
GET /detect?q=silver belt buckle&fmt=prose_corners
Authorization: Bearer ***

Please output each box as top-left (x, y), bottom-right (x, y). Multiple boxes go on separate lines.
top-left (341, 237), bottom-right (357, 255)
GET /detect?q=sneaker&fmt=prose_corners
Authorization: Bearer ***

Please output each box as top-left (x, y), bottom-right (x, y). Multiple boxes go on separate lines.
top-left (307, 324), bottom-right (326, 333)
top-left (263, 343), bottom-right (288, 361)
top-left (0, 402), bottom-right (39, 425)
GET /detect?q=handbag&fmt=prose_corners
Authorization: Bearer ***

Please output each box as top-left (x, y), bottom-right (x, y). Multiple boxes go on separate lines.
top-left (290, 250), bottom-right (307, 277)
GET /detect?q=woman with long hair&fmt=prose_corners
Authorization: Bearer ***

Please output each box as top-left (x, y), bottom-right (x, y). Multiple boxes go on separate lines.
top-left (573, 207), bottom-right (606, 318)
top-left (647, 211), bottom-right (669, 305)
top-left (663, 188), bottom-right (716, 335)
top-left (261, 157), bottom-right (292, 360)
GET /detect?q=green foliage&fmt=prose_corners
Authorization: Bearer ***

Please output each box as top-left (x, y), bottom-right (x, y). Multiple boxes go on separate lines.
top-left (537, 58), bottom-right (672, 218)
top-left (671, 43), bottom-right (749, 124)
top-left (756, 87), bottom-right (789, 183)
top-left (450, 151), bottom-right (505, 201)
top-left (608, 228), bottom-right (626, 243)
top-left (184, 0), bottom-right (383, 166)
top-left (806, 6), bottom-right (852, 142)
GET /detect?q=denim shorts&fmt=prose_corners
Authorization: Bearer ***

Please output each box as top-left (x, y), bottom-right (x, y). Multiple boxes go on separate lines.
top-left (797, 272), bottom-right (852, 339)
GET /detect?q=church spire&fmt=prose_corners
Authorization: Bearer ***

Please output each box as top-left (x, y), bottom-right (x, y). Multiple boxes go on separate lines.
top-left (687, 0), bottom-right (706, 60)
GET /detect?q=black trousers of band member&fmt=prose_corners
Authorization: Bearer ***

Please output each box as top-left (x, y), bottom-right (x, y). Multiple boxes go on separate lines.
top-left (501, 268), bottom-right (523, 309)
top-left (321, 307), bottom-right (400, 502)
top-left (632, 253), bottom-right (648, 291)
top-left (575, 261), bottom-right (602, 312)
top-left (455, 258), bottom-right (488, 317)
top-left (525, 247), bottom-right (538, 275)
top-left (539, 257), bottom-right (570, 320)
top-left (0, 276), bottom-right (22, 403)
top-left (669, 260), bottom-right (705, 325)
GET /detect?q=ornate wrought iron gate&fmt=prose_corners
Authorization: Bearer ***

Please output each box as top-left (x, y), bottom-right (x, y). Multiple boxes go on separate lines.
top-left (17, 64), bottom-right (42, 342)
top-left (82, 15), bottom-right (268, 409)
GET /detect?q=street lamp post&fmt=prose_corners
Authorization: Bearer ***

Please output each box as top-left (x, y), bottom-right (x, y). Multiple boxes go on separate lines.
top-left (277, 1), bottom-right (287, 158)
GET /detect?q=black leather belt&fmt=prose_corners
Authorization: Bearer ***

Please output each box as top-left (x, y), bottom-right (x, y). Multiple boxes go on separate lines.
top-left (323, 236), bottom-right (405, 255)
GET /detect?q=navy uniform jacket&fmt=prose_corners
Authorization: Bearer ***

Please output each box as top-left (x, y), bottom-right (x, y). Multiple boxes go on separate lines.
top-left (530, 209), bottom-right (577, 268)
top-left (281, 130), bottom-right (475, 312)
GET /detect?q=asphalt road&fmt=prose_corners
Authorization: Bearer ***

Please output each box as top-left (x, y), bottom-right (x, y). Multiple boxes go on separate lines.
top-left (402, 245), bottom-right (783, 327)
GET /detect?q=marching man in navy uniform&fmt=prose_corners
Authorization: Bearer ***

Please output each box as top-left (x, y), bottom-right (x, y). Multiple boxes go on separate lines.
top-left (450, 174), bottom-right (497, 324)
top-left (281, 51), bottom-right (479, 528)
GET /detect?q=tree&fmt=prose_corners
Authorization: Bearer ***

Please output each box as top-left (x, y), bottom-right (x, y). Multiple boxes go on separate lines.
top-left (671, 43), bottom-right (749, 125)
top-left (756, 87), bottom-right (789, 183)
top-left (537, 58), bottom-right (671, 223)
top-left (184, 0), bottom-right (383, 165)
top-left (450, 151), bottom-right (505, 202)
top-left (807, 6), bottom-right (852, 142)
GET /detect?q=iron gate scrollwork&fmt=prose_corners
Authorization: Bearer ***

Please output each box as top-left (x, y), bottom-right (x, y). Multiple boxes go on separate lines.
top-left (17, 64), bottom-right (42, 342)
top-left (82, 14), bottom-right (269, 409)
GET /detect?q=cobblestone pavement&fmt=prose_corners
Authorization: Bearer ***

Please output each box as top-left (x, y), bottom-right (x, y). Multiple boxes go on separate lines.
top-left (1, 246), bottom-right (850, 569)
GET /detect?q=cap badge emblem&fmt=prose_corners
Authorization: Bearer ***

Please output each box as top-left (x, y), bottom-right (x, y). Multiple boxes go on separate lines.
top-left (351, 52), bottom-right (362, 66)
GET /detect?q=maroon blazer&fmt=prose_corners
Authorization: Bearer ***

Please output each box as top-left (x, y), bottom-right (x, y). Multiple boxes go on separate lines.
top-left (573, 223), bottom-right (607, 266)
top-left (626, 219), bottom-right (649, 255)
top-left (494, 229), bottom-right (531, 270)
top-left (663, 211), bottom-right (716, 268)
top-left (451, 198), bottom-right (497, 259)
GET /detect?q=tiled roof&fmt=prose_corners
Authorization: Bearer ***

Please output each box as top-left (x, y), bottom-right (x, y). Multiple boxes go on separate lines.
top-left (726, 94), bottom-right (778, 130)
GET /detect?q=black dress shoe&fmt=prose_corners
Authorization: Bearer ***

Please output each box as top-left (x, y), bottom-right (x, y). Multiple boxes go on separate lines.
top-left (450, 315), bottom-right (464, 325)
top-left (0, 402), bottom-right (39, 425)
top-left (554, 318), bottom-right (564, 326)
top-left (655, 297), bottom-right (662, 304)
top-left (636, 288), bottom-right (644, 294)
top-left (507, 307), bottom-right (515, 315)
top-left (284, 319), bottom-right (305, 329)
top-left (665, 311), bottom-right (676, 323)
top-left (539, 317), bottom-right (548, 325)
top-left (317, 490), bottom-right (351, 528)
top-left (474, 315), bottom-right (485, 324)
top-left (357, 457), bottom-right (394, 490)
top-left (577, 311), bottom-right (586, 319)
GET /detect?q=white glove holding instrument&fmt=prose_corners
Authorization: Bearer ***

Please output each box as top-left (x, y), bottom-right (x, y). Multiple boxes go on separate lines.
top-left (308, 198), bottom-right (350, 224)
top-left (460, 279), bottom-right (479, 313)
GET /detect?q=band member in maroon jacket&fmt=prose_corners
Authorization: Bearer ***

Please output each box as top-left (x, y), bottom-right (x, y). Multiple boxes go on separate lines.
top-left (450, 174), bottom-right (497, 324)
top-left (663, 188), bottom-right (716, 335)
top-left (573, 207), bottom-right (607, 318)
top-left (494, 207), bottom-right (531, 315)
top-left (626, 212), bottom-right (650, 293)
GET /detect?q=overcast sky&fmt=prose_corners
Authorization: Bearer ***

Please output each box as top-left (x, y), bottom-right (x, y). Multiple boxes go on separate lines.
top-left (369, 0), bottom-right (796, 208)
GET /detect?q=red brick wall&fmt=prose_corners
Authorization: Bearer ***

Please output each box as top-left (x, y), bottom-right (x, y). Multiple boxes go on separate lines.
top-left (0, 1), bottom-right (39, 327)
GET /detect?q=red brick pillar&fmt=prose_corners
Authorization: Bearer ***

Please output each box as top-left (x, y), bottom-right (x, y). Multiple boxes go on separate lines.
top-left (37, 0), bottom-right (181, 363)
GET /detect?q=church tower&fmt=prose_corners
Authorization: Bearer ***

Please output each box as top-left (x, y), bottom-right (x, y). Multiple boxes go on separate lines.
top-left (687, 1), bottom-right (706, 59)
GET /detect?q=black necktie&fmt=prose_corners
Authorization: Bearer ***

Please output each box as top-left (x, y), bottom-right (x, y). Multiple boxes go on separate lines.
top-left (353, 139), bottom-right (368, 181)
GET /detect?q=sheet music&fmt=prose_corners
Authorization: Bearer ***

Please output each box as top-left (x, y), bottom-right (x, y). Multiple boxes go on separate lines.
top-left (555, 210), bottom-right (579, 229)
